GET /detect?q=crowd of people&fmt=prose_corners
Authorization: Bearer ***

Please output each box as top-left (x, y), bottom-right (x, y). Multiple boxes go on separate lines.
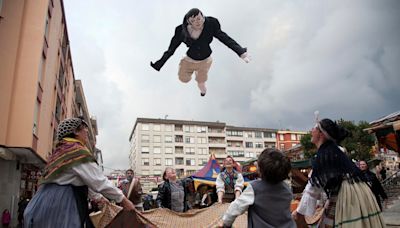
top-left (14, 115), bottom-right (391, 228)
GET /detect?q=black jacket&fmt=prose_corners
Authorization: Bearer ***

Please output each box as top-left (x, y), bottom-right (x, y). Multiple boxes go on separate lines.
top-left (151, 16), bottom-right (247, 71)
top-left (363, 170), bottom-right (388, 200)
top-left (156, 180), bottom-right (189, 212)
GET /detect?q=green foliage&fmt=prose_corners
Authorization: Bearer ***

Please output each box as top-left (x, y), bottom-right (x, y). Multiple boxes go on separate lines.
top-left (300, 133), bottom-right (317, 159)
top-left (337, 119), bottom-right (375, 160)
top-left (299, 120), bottom-right (375, 160)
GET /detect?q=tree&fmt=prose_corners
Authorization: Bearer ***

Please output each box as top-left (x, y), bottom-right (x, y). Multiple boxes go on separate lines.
top-left (300, 133), bottom-right (317, 159)
top-left (300, 119), bottom-right (375, 161)
top-left (337, 119), bottom-right (375, 161)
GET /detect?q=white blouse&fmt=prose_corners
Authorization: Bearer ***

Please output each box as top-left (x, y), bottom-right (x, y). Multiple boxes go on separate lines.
top-left (50, 162), bottom-right (124, 203)
top-left (296, 181), bottom-right (323, 216)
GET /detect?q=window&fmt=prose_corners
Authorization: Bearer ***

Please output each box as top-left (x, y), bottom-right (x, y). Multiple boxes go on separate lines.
top-left (175, 147), bottom-right (184, 154)
top-left (142, 124), bottom-right (149, 131)
top-left (33, 99), bottom-right (40, 135)
top-left (141, 135), bottom-right (149, 142)
top-left (165, 135), bottom-right (173, 143)
top-left (255, 142), bottom-right (263, 148)
top-left (165, 147), bottom-right (173, 154)
top-left (154, 158), bottom-right (161, 166)
top-left (185, 137), bottom-right (195, 144)
top-left (154, 170), bottom-right (162, 176)
top-left (255, 132), bottom-right (262, 138)
top-left (297, 134), bottom-right (303, 140)
top-left (198, 159), bottom-right (208, 166)
top-left (61, 28), bottom-right (68, 58)
top-left (153, 124), bottom-right (161, 131)
top-left (245, 152), bottom-right (255, 158)
top-left (44, 12), bottom-right (50, 41)
top-left (142, 158), bottom-right (149, 166)
top-left (291, 134), bottom-right (296, 140)
top-left (141, 147), bottom-right (149, 154)
top-left (153, 135), bottom-right (161, 143)
top-left (55, 95), bottom-right (62, 121)
top-left (279, 134), bottom-right (284, 140)
top-left (185, 147), bottom-right (195, 155)
top-left (197, 137), bottom-right (207, 144)
top-left (197, 126), bottom-right (207, 133)
top-left (186, 170), bottom-right (196, 175)
top-left (38, 54), bottom-right (46, 84)
top-left (186, 159), bottom-right (196, 166)
top-left (280, 144), bottom-right (285, 150)
top-left (175, 157), bottom-right (184, 165)
top-left (198, 148), bottom-right (208, 155)
top-left (175, 135), bottom-right (183, 142)
top-left (165, 158), bottom-right (173, 166)
top-left (263, 132), bottom-right (273, 138)
top-left (165, 125), bottom-right (172, 131)
top-left (226, 130), bottom-right (243, 136)
top-left (245, 132), bottom-right (253, 138)
top-left (184, 125), bottom-right (195, 132)
top-left (245, 142), bottom-right (253, 148)
top-left (153, 147), bottom-right (161, 154)
top-left (227, 150), bottom-right (244, 157)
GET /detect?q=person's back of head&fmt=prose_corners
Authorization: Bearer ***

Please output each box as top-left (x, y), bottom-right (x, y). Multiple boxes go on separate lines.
top-left (258, 148), bottom-right (291, 184)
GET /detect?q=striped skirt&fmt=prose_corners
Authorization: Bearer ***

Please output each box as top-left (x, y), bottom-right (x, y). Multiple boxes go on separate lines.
top-left (24, 183), bottom-right (82, 228)
top-left (320, 180), bottom-right (385, 228)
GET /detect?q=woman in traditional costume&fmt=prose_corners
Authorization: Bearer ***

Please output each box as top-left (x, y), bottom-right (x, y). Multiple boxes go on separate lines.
top-left (216, 156), bottom-right (244, 203)
top-left (24, 117), bottom-right (134, 227)
top-left (151, 8), bottom-right (249, 96)
top-left (293, 118), bottom-right (385, 228)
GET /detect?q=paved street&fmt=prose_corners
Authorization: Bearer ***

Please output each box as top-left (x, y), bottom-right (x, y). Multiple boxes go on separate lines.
top-left (383, 200), bottom-right (400, 227)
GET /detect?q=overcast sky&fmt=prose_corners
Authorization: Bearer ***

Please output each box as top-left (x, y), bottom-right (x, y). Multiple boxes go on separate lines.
top-left (63, 0), bottom-right (400, 172)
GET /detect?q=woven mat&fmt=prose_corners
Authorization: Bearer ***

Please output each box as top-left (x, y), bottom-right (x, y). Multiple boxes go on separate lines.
top-left (139, 203), bottom-right (247, 228)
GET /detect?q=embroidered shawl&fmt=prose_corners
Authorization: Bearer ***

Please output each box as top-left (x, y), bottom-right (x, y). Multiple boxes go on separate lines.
top-left (41, 138), bottom-right (95, 183)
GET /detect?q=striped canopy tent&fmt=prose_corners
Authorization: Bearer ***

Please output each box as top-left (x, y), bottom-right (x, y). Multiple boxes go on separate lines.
top-left (191, 154), bottom-right (221, 190)
top-left (191, 154), bottom-right (249, 190)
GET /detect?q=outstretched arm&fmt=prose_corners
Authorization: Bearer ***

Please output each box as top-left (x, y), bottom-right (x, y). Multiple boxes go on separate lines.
top-left (212, 17), bottom-right (247, 58)
top-left (151, 26), bottom-right (183, 71)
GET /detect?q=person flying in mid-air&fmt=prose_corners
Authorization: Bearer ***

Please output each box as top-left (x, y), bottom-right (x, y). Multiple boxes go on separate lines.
top-left (151, 8), bottom-right (250, 96)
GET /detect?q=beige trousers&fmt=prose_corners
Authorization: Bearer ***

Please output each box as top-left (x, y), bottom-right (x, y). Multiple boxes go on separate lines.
top-left (178, 57), bottom-right (213, 83)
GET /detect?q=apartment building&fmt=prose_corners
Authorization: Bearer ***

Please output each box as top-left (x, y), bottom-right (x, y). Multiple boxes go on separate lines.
top-left (276, 130), bottom-right (308, 151)
top-left (129, 118), bottom-right (278, 184)
top-left (0, 1), bottom-right (98, 224)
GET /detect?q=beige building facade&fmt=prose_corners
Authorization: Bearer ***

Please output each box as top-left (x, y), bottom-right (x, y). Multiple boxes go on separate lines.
top-left (0, 0), bottom-right (99, 225)
top-left (129, 118), bottom-right (278, 185)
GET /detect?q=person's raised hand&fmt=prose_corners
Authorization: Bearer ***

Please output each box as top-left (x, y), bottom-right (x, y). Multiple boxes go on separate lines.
top-left (240, 52), bottom-right (251, 63)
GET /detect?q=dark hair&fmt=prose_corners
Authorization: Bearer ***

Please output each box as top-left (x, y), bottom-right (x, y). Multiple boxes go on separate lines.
top-left (182, 8), bottom-right (203, 45)
top-left (126, 169), bottom-right (134, 175)
top-left (319, 119), bottom-right (350, 144)
top-left (258, 148), bottom-right (291, 184)
top-left (183, 8), bottom-right (202, 24)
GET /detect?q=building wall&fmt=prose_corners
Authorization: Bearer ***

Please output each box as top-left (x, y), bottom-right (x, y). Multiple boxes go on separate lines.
top-left (129, 119), bottom-right (279, 181)
top-left (0, 1), bottom-right (98, 224)
top-left (0, 0), bottom-right (78, 160)
top-left (276, 131), bottom-right (308, 151)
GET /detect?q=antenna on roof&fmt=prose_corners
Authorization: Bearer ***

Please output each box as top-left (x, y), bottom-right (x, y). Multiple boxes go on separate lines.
top-left (164, 115), bottom-right (169, 119)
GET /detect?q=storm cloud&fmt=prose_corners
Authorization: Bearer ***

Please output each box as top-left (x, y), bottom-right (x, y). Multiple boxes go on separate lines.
top-left (64, 0), bottom-right (400, 171)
